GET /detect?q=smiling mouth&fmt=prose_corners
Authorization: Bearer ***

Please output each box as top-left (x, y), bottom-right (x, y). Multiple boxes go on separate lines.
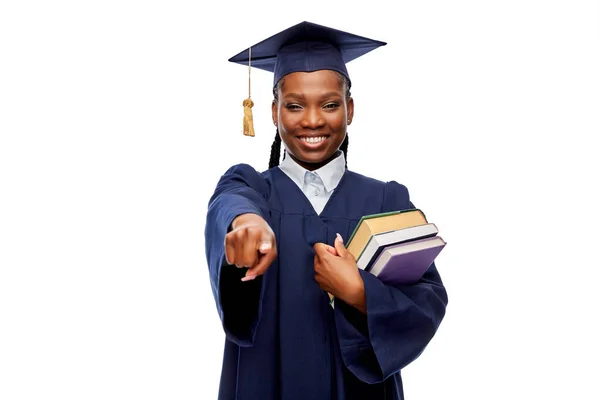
top-left (298, 136), bottom-right (328, 144)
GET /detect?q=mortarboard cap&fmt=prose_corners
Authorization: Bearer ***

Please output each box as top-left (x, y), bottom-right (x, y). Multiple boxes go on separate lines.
top-left (229, 21), bottom-right (387, 88)
top-left (230, 21), bottom-right (386, 137)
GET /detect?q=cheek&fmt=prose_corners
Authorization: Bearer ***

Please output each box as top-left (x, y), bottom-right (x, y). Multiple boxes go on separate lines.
top-left (278, 114), bottom-right (297, 147)
top-left (327, 113), bottom-right (346, 130)
top-left (279, 112), bottom-right (300, 132)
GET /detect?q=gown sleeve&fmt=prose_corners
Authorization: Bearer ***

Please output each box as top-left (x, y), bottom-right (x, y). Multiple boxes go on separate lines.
top-left (204, 163), bottom-right (272, 347)
top-left (334, 180), bottom-right (448, 384)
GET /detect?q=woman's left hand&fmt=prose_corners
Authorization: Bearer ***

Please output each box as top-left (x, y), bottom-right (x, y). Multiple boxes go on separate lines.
top-left (314, 234), bottom-right (366, 313)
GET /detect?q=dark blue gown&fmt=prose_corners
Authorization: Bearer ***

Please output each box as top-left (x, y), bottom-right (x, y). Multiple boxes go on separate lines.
top-left (205, 163), bottom-right (448, 400)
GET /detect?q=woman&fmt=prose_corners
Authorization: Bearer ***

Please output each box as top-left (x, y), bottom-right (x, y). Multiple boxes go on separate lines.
top-left (205, 21), bottom-right (447, 400)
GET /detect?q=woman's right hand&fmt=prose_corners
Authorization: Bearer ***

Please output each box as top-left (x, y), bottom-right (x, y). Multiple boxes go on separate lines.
top-left (225, 213), bottom-right (277, 281)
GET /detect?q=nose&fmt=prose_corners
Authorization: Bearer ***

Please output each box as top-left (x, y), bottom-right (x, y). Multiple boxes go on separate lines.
top-left (300, 107), bottom-right (325, 129)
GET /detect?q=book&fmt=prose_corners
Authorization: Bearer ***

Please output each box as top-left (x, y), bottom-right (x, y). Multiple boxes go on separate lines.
top-left (346, 209), bottom-right (428, 261)
top-left (356, 223), bottom-right (439, 271)
top-left (369, 236), bottom-right (446, 285)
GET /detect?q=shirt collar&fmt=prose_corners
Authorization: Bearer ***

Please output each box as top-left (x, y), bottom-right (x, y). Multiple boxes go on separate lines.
top-left (278, 151), bottom-right (346, 192)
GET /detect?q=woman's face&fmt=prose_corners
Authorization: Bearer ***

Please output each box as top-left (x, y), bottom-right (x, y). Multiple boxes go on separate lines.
top-left (272, 70), bottom-right (354, 171)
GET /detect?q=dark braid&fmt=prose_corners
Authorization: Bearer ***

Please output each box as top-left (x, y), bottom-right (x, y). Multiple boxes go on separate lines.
top-left (269, 130), bottom-right (282, 169)
top-left (340, 134), bottom-right (348, 168)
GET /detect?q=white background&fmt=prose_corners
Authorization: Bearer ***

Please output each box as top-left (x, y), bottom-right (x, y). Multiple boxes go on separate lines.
top-left (1, 1), bottom-right (599, 399)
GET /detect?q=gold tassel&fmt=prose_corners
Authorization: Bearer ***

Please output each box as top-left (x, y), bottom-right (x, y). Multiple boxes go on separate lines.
top-left (243, 46), bottom-right (255, 137)
top-left (243, 97), bottom-right (255, 137)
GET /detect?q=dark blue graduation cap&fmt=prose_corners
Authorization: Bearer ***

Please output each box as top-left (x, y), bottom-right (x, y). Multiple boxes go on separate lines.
top-left (229, 21), bottom-right (386, 137)
top-left (229, 21), bottom-right (387, 88)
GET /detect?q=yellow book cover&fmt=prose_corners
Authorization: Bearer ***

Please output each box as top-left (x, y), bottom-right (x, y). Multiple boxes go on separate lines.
top-left (346, 209), bottom-right (428, 260)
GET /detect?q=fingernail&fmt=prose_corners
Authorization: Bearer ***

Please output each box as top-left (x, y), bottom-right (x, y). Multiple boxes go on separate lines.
top-left (336, 233), bottom-right (343, 243)
top-left (241, 275), bottom-right (256, 282)
top-left (259, 243), bottom-right (271, 252)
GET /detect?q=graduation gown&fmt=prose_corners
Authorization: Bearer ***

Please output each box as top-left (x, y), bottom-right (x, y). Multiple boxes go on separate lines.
top-left (205, 163), bottom-right (448, 400)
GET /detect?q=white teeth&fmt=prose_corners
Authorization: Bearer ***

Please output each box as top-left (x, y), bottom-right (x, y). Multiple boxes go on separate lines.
top-left (300, 136), bottom-right (326, 144)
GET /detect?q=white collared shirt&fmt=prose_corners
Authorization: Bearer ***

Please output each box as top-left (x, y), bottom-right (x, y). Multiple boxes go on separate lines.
top-left (278, 152), bottom-right (346, 215)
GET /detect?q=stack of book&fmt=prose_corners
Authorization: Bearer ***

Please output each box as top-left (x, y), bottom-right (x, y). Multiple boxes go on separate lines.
top-left (346, 209), bottom-right (446, 286)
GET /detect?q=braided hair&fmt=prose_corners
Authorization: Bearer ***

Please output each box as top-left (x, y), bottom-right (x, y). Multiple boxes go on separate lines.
top-left (269, 72), bottom-right (351, 169)
top-left (269, 131), bottom-right (282, 169)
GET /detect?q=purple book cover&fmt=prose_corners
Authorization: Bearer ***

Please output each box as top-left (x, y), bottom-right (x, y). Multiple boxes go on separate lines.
top-left (371, 237), bottom-right (446, 285)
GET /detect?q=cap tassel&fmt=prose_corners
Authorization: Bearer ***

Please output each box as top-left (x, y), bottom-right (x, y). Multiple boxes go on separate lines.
top-left (243, 98), bottom-right (255, 137)
top-left (243, 47), bottom-right (255, 137)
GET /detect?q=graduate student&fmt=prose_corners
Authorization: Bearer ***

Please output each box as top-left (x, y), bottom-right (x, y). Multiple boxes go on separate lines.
top-left (204, 21), bottom-right (448, 400)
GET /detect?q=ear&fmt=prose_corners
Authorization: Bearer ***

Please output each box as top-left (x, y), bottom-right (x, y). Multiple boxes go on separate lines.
top-left (272, 100), bottom-right (278, 127)
top-left (347, 97), bottom-right (354, 125)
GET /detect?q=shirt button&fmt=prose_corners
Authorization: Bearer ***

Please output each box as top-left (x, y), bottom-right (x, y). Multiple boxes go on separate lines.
top-left (314, 189), bottom-right (320, 196)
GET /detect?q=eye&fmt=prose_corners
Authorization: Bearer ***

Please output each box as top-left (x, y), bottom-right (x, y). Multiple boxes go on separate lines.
top-left (285, 104), bottom-right (302, 110)
top-left (323, 103), bottom-right (340, 109)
